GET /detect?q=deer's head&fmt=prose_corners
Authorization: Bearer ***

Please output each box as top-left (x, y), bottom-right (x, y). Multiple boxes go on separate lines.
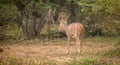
top-left (58, 17), bottom-right (68, 32)
top-left (58, 11), bottom-right (70, 32)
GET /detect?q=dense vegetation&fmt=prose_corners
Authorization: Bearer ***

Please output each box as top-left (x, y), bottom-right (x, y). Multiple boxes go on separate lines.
top-left (0, 0), bottom-right (120, 40)
top-left (0, 0), bottom-right (120, 65)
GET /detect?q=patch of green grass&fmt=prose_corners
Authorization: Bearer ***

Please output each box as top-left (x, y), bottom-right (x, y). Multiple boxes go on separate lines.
top-left (98, 48), bottom-right (120, 58)
top-left (25, 58), bottom-right (39, 65)
top-left (42, 61), bottom-right (57, 65)
top-left (69, 57), bottom-right (113, 65)
top-left (112, 40), bottom-right (120, 47)
top-left (69, 60), bottom-right (80, 65)
top-left (8, 56), bottom-right (23, 65)
top-left (0, 55), bottom-right (40, 65)
top-left (0, 60), bottom-right (5, 65)
top-left (0, 55), bottom-right (23, 65)
top-left (0, 55), bottom-right (58, 65)
top-left (84, 36), bottom-right (120, 43)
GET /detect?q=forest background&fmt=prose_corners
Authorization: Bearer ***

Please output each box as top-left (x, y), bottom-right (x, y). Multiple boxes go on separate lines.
top-left (0, 0), bottom-right (120, 65)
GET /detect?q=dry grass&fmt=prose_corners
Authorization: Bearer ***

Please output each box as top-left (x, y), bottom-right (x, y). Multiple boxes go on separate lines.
top-left (0, 37), bottom-right (120, 65)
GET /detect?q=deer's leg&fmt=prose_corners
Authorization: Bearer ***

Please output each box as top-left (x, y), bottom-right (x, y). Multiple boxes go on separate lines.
top-left (78, 41), bottom-right (81, 54)
top-left (67, 36), bottom-right (71, 54)
top-left (79, 35), bottom-right (83, 54)
top-left (76, 37), bottom-right (83, 55)
top-left (75, 37), bottom-right (80, 54)
top-left (80, 39), bottom-right (82, 54)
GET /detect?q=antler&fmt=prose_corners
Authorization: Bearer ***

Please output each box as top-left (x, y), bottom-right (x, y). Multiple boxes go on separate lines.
top-left (58, 10), bottom-right (70, 22)
top-left (65, 11), bottom-right (70, 20)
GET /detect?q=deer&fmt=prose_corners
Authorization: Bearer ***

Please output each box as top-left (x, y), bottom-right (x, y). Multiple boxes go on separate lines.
top-left (58, 12), bottom-right (84, 55)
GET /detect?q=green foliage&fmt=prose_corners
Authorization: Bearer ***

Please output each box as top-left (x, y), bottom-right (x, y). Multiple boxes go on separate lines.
top-left (75, 0), bottom-right (120, 36)
top-left (76, 0), bottom-right (120, 15)
top-left (0, 0), bottom-right (120, 40)
top-left (0, 4), bottom-right (18, 25)
top-left (66, 0), bottom-right (73, 4)
top-left (0, 22), bottom-right (23, 42)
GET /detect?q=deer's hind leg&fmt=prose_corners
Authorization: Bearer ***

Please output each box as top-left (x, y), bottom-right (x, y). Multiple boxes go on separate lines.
top-left (75, 36), bottom-right (81, 54)
top-left (75, 36), bottom-right (83, 55)
top-left (67, 36), bottom-right (71, 54)
top-left (79, 34), bottom-right (83, 55)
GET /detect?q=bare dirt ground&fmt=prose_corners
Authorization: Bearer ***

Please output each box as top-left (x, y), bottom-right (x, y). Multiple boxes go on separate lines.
top-left (0, 41), bottom-right (120, 65)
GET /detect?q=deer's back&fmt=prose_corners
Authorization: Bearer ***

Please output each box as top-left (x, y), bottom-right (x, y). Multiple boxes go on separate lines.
top-left (68, 22), bottom-right (84, 37)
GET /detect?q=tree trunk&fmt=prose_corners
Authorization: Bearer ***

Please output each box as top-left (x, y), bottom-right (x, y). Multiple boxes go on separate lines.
top-left (21, 12), bottom-right (28, 37)
top-left (15, 1), bottom-right (29, 39)
top-left (27, 1), bottom-right (36, 39)
top-left (36, 10), bottom-right (47, 35)
top-left (15, 1), bottom-right (37, 39)
top-left (15, 1), bottom-right (50, 39)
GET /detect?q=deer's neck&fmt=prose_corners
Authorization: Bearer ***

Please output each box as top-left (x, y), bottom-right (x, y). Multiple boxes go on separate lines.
top-left (63, 24), bottom-right (69, 36)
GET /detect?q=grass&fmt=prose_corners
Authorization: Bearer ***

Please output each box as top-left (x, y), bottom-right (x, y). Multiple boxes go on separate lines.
top-left (1, 33), bottom-right (120, 46)
top-left (98, 48), bottom-right (120, 58)
top-left (84, 36), bottom-right (120, 43)
top-left (42, 61), bottom-right (57, 65)
top-left (0, 55), bottom-right (113, 65)
top-left (1, 22), bottom-right (120, 65)
top-left (0, 36), bottom-right (120, 65)
top-left (69, 56), bottom-right (113, 65)
top-left (0, 55), bottom-right (24, 65)
top-left (0, 55), bottom-right (57, 65)
top-left (112, 40), bottom-right (120, 48)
